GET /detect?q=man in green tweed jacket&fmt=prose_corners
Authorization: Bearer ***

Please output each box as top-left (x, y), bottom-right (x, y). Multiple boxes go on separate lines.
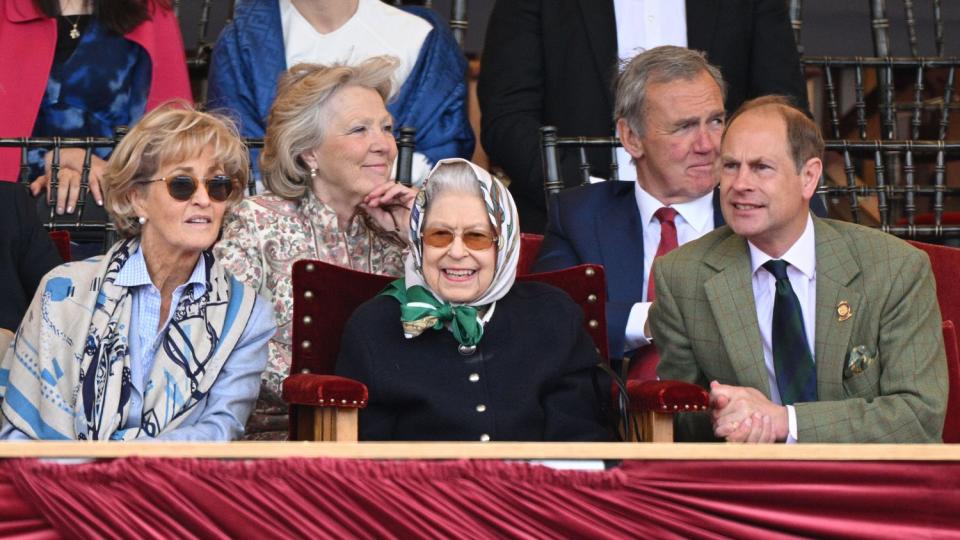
top-left (650, 96), bottom-right (947, 443)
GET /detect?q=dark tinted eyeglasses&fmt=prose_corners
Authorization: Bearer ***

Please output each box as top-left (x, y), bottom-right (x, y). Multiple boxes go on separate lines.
top-left (146, 174), bottom-right (236, 202)
top-left (421, 228), bottom-right (498, 250)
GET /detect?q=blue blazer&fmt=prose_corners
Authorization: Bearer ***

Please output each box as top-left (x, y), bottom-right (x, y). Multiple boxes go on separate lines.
top-left (533, 181), bottom-right (827, 357)
top-left (207, 0), bottom-right (474, 165)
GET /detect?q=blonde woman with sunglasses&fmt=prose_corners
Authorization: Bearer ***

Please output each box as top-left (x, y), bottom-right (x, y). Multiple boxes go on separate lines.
top-left (0, 103), bottom-right (275, 441)
top-left (335, 158), bottom-right (611, 442)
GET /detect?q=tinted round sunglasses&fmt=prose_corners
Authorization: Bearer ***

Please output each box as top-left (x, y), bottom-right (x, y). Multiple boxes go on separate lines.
top-left (146, 174), bottom-right (236, 202)
top-left (421, 228), bottom-right (498, 250)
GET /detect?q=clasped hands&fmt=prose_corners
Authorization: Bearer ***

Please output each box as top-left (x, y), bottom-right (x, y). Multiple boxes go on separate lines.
top-left (710, 381), bottom-right (789, 443)
top-left (360, 182), bottom-right (418, 235)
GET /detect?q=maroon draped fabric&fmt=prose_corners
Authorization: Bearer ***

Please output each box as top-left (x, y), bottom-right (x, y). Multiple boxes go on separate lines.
top-left (1, 457), bottom-right (958, 538)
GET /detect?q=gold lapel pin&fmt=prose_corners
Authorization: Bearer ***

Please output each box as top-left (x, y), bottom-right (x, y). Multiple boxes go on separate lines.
top-left (837, 300), bottom-right (852, 322)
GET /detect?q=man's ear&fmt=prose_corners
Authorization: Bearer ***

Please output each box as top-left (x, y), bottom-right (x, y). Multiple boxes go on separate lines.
top-left (800, 157), bottom-right (823, 200)
top-left (617, 118), bottom-right (644, 161)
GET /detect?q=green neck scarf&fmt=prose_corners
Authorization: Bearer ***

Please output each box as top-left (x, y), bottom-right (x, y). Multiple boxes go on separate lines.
top-left (381, 279), bottom-right (485, 347)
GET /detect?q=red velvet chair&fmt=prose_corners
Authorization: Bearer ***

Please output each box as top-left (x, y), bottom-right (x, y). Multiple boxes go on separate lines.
top-left (517, 233), bottom-right (544, 275)
top-left (906, 240), bottom-right (960, 443)
top-left (48, 230), bottom-right (71, 263)
top-left (284, 259), bottom-right (708, 442)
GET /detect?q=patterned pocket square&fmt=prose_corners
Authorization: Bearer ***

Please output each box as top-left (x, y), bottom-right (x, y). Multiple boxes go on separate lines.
top-left (843, 345), bottom-right (876, 379)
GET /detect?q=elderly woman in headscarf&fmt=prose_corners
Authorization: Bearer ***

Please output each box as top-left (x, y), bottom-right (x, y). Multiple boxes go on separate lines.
top-left (336, 158), bottom-right (611, 442)
top-left (215, 57), bottom-right (418, 440)
top-left (0, 103), bottom-right (274, 441)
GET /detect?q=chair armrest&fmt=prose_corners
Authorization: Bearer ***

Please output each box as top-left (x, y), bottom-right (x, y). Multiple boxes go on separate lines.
top-left (282, 374), bottom-right (368, 408)
top-left (626, 379), bottom-right (709, 413)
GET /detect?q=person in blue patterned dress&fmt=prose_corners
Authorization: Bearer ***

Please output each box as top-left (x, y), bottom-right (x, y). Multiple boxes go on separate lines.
top-left (0, 0), bottom-right (191, 218)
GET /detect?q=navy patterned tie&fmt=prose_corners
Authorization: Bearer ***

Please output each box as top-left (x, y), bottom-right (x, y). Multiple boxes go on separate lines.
top-left (762, 259), bottom-right (818, 405)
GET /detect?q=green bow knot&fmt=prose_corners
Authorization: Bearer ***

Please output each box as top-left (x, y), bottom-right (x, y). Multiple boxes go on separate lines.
top-left (381, 280), bottom-right (484, 347)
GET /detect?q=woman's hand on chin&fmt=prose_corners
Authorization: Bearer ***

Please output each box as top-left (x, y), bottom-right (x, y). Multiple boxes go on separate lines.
top-left (361, 182), bottom-right (418, 234)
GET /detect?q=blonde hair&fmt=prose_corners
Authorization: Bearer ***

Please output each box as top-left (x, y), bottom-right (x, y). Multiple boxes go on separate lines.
top-left (260, 57), bottom-right (397, 200)
top-left (101, 101), bottom-right (249, 237)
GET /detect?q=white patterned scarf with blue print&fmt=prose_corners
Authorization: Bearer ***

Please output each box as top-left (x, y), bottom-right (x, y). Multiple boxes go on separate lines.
top-left (0, 237), bottom-right (255, 440)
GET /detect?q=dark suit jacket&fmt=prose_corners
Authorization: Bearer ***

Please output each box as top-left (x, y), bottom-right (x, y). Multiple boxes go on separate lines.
top-left (651, 219), bottom-right (947, 443)
top-left (335, 282), bottom-right (611, 442)
top-left (532, 181), bottom-right (724, 357)
top-left (479, 0), bottom-right (808, 232)
top-left (0, 182), bottom-right (61, 331)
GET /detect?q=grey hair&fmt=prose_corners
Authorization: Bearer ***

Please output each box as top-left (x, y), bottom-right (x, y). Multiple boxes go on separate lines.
top-left (423, 160), bottom-right (483, 205)
top-left (259, 56), bottom-right (398, 200)
top-left (614, 45), bottom-right (727, 136)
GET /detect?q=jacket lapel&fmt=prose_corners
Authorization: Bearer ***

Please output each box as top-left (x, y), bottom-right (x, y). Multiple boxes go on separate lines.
top-left (597, 183), bottom-right (645, 303)
top-left (685, 0), bottom-right (720, 53)
top-left (812, 219), bottom-right (862, 401)
top-left (578, 0), bottom-right (618, 111)
top-left (703, 232), bottom-right (771, 398)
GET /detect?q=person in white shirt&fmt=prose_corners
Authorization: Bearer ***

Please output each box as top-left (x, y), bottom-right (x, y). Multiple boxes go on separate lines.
top-left (208, 0), bottom-right (474, 185)
top-left (649, 95), bottom-right (947, 443)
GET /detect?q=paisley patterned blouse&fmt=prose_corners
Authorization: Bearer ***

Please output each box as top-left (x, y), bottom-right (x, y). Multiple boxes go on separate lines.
top-left (215, 189), bottom-right (406, 440)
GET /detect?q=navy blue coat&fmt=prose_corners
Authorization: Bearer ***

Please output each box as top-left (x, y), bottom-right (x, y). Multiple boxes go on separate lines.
top-left (336, 282), bottom-right (611, 442)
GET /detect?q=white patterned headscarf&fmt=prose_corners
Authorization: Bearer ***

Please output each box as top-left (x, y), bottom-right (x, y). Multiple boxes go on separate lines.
top-left (405, 158), bottom-right (521, 307)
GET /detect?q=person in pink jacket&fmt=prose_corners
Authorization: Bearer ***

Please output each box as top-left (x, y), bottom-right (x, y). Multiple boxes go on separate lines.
top-left (0, 0), bottom-right (192, 216)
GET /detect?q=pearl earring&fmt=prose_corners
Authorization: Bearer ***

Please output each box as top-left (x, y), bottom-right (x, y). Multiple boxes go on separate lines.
top-left (138, 216), bottom-right (147, 225)
top-left (309, 168), bottom-right (318, 179)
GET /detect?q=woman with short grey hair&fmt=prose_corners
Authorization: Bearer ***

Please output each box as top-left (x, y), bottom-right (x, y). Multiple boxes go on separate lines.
top-left (216, 56), bottom-right (417, 440)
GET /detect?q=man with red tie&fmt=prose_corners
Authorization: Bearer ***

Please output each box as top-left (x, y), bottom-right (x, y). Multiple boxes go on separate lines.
top-left (533, 46), bottom-right (728, 376)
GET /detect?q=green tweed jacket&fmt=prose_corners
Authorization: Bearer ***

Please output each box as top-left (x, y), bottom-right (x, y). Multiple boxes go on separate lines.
top-left (650, 217), bottom-right (947, 443)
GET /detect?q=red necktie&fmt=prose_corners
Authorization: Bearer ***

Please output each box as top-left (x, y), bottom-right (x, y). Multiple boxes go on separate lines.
top-left (646, 207), bottom-right (679, 302)
top-left (631, 207), bottom-right (680, 382)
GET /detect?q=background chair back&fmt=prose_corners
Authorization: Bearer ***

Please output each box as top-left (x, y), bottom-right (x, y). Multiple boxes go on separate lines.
top-left (517, 233), bottom-right (544, 276)
top-left (906, 240), bottom-right (960, 325)
top-left (539, 126), bottom-right (621, 208)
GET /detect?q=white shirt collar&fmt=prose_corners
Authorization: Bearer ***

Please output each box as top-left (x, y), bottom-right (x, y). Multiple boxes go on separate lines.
top-left (115, 245), bottom-right (209, 299)
top-left (748, 214), bottom-right (817, 280)
top-left (634, 182), bottom-right (714, 233)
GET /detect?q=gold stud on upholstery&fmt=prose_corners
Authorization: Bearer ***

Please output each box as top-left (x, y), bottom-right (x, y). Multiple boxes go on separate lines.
top-left (305, 263), bottom-right (315, 272)
top-left (585, 267), bottom-right (596, 277)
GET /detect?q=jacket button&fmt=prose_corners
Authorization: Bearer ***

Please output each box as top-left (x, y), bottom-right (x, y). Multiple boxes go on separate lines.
top-left (469, 373), bottom-right (480, 382)
top-left (476, 404), bottom-right (487, 413)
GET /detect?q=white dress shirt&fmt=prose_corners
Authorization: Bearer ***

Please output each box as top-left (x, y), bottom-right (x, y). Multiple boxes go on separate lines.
top-left (612, 0), bottom-right (687, 181)
top-left (280, 0), bottom-right (430, 96)
top-left (624, 184), bottom-right (714, 351)
top-left (748, 215), bottom-right (817, 442)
